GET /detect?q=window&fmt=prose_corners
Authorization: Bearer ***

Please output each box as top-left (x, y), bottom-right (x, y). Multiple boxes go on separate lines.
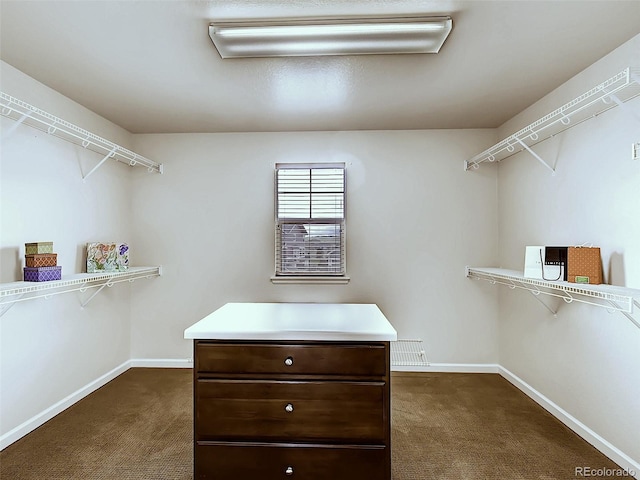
top-left (273, 163), bottom-right (347, 282)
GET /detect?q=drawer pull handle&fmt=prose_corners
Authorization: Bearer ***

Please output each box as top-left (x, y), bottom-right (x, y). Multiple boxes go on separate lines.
top-left (285, 403), bottom-right (294, 413)
top-left (284, 356), bottom-right (293, 366)
top-left (285, 466), bottom-right (294, 475)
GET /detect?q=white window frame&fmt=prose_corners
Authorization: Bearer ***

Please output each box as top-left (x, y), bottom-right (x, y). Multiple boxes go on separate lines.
top-left (271, 162), bottom-right (349, 284)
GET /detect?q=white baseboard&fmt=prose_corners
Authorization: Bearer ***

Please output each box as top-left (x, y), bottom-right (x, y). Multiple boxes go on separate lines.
top-left (392, 363), bottom-right (500, 373)
top-left (0, 358), bottom-right (192, 451)
top-left (499, 366), bottom-right (639, 479)
top-left (129, 358), bottom-right (193, 368)
top-left (3, 358), bottom-right (638, 479)
top-left (0, 360), bottom-right (130, 451)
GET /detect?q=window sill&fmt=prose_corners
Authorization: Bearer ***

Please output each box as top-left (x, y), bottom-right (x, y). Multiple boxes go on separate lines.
top-left (270, 275), bottom-right (350, 285)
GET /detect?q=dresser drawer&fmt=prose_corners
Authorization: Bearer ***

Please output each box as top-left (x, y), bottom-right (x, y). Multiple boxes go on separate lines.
top-left (195, 342), bottom-right (387, 378)
top-left (195, 443), bottom-right (388, 480)
top-left (196, 379), bottom-right (386, 442)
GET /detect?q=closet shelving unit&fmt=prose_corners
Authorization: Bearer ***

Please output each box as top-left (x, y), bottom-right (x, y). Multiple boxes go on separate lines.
top-left (1, 93), bottom-right (163, 316)
top-left (466, 267), bottom-right (640, 328)
top-left (464, 67), bottom-right (640, 328)
top-left (0, 91), bottom-right (163, 180)
top-left (0, 267), bottom-right (162, 316)
top-left (464, 67), bottom-right (640, 173)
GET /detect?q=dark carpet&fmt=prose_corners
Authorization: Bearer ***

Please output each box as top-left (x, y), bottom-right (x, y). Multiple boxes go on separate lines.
top-left (0, 369), bottom-right (625, 479)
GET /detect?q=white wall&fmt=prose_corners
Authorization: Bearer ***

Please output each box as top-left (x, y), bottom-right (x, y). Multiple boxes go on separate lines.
top-left (129, 130), bottom-right (499, 365)
top-left (496, 35), bottom-right (640, 466)
top-left (0, 61), bottom-right (136, 440)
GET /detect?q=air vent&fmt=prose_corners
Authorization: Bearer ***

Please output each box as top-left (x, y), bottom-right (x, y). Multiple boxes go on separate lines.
top-left (391, 339), bottom-right (428, 366)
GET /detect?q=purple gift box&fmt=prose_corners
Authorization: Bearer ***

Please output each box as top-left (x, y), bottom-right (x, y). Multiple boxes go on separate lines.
top-left (24, 266), bottom-right (62, 282)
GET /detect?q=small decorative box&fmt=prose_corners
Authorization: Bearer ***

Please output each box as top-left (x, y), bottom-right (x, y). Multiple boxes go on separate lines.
top-left (86, 243), bottom-right (129, 273)
top-left (24, 266), bottom-right (62, 282)
top-left (25, 253), bottom-right (58, 268)
top-left (25, 242), bottom-right (54, 255)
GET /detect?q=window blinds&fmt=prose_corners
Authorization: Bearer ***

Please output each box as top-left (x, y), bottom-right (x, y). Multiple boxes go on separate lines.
top-left (275, 163), bottom-right (345, 276)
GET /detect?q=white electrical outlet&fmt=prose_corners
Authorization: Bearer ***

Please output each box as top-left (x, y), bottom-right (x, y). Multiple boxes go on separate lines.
top-left (633, 142), bottom-right (640, 161)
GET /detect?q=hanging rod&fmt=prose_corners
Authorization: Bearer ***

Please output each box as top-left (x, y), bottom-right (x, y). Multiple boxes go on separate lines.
top-left (464, 67), bottom-right (640, 171)
top-left (466, 267), bottom-right (640, 328)
top-left (0, 92), bottom-right (163, 177)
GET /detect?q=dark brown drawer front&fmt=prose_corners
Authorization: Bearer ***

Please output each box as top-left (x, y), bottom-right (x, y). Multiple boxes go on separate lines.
top-left (196, 342), bottom-right (387, 377)
top-left (195, 443), bottom-right (388, 480)
top-left (196, 380), bottom-right (386, 442)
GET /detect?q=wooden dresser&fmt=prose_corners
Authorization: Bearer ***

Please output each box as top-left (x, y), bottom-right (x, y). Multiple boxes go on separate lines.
top-left (185, 303), bottom-right (397, 480)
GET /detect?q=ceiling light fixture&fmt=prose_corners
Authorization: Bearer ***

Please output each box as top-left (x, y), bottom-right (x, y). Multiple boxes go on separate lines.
top-left (208, 15), bottom-right (453, 58)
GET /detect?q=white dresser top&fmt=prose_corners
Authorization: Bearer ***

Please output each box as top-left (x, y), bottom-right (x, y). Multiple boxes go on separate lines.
top-left (184, 302), bottom-right (397, 341)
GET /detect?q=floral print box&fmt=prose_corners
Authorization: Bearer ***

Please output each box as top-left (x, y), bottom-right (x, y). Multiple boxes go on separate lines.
top-left (86, 243), bottom-right (129, 273)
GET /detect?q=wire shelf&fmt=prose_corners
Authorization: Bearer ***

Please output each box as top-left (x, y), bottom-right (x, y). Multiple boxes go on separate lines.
top-left (391, 339), bottom-right (429, 366)
top-left (466, 267), bottom-right (640, 328)
top-left (0, 266), bottom-right (162, 313)
top-left (464, 67), bottom-right (640, 172)
top-left (0, 92), bottom-right (163, 178)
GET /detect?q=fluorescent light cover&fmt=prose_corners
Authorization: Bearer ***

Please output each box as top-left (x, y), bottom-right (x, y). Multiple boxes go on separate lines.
top-left (209, 16), bottom-right (453, 58)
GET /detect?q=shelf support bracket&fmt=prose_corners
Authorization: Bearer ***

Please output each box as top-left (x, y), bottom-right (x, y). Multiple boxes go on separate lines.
top-left (14, 112), bottom-right (29, 126)
top-left (619, 310), bottom-right (639, 329)
top-left (528, 290), bottom-right (558, 317)
top-left (515, 138), bottom-right (556, 174)
top-left (1, 112), bottom-right (29, 137)
top-left (83, 146), bottom-right (118, 181)
top-left (0, 294), bottom-right (24, 317)
top-left (80, 277), bottom-right (115, 308)
top-left (607, 299), bottom-right (640, 329)
top-left (606, 92), bottom-right (640, 124)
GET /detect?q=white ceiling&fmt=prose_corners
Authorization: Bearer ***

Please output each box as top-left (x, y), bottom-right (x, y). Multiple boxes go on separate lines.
top-left (1, 0), bottom-right (639, 134)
